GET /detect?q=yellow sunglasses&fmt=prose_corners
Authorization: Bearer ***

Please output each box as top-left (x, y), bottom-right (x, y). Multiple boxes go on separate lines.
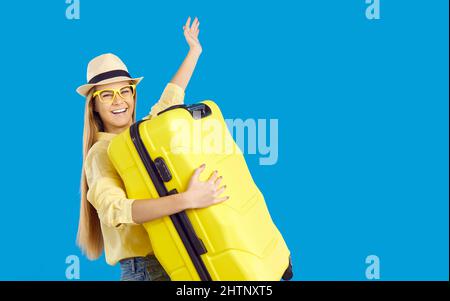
top-left (93, 84), bottom-right (136, 104)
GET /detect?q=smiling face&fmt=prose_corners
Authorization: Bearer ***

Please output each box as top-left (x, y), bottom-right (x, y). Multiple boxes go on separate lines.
top-left (93, 80), bottom-right (135, 134)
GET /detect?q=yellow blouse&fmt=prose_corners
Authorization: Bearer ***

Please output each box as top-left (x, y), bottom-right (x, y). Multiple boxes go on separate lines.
top-left (84, 83), bottom-right (185, 266)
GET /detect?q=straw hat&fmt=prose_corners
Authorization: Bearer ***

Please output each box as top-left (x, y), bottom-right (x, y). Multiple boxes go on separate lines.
top-left (76, 53), bottom-right (143, 97)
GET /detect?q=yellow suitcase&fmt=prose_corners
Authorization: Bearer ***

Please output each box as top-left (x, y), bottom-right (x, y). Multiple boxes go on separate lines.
top-left (108, 100), bottom-right (292, 281)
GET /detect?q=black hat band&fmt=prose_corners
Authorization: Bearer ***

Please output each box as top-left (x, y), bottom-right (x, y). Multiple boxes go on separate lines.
top-left (88, 69), bottom-right (131, 84)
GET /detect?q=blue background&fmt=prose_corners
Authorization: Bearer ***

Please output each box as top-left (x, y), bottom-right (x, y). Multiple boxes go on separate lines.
top-left (0, 0), bottom-right (447, 280)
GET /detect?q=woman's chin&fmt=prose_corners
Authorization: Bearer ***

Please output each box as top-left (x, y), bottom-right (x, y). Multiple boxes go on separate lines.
top-left (109, 117), bottom-right (132, 128)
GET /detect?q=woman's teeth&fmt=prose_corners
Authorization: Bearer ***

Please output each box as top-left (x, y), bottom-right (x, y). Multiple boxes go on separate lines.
top-left (112, 108), bottom-right (127, 115)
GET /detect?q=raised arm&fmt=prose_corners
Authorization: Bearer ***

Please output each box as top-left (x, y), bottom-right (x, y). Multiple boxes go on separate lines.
top-left (145, 17), bottom-right (203, 118)
top-left (169, 16), bottom-right (203, 91)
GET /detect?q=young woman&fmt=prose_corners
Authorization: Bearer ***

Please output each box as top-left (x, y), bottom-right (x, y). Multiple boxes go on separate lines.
top-left (76, 17), bottom-right (229, 281)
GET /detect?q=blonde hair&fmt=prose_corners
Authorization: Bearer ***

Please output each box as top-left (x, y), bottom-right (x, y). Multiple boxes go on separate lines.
top-left (77, 83), bottom-right (137, 260)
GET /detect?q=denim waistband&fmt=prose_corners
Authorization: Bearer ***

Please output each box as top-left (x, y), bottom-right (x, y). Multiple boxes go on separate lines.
top-left (119, 255), bottom-right (155, 274)
top-left (120, 254), bottom-right (154, 264)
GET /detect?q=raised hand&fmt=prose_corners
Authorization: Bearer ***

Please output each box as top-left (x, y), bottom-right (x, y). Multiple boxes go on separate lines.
top-left (183, 16), bottom-right (202, 55)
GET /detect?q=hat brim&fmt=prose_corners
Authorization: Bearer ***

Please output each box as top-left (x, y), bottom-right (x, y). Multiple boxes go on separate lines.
top-left (76, 76), bottom-right (143, 97)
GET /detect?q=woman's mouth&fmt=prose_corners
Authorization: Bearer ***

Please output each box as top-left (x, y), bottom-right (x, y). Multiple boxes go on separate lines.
top-left (111, 108), bottom-right (128, 115)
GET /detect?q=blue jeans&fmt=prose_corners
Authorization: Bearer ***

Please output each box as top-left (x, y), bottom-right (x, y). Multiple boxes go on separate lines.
top-left (119, 254), bottom-right (170, 281)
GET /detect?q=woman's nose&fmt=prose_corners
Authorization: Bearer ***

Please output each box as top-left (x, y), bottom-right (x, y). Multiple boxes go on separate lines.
top-left (112, 94), bottom-right (124, 105)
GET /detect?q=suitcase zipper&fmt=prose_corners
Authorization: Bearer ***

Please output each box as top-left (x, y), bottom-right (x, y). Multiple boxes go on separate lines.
top-left (130, 120), bottom-right (212, 281)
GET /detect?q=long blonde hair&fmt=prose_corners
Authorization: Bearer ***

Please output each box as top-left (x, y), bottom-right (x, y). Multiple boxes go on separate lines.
top-left (77, 84), bottom-right (137, 260)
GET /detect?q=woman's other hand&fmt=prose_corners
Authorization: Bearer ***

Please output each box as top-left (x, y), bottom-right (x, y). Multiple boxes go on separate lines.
top-left (182, 164), bottom-right (229, 209)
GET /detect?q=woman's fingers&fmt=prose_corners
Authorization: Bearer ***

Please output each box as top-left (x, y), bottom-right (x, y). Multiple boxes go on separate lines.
top-left (214, 185), bottom-right (227, 197)
top-left (194, 22), bottom-right (200, 37)
top-left (184, 16), bottom-right (198, 32)
top-left (193, 27), bottom-right (199, 38)
top-left (191, 163), bottom-right (206, 182)
top-left (214, 176), bottom-right (223, 187)
top-left (184, 30), bottom-right (191, 41)
top-left (208, 170), bottom-right (218, 183)
top-left (183, 16), bottom-right (200, 42)
top-left (214, 196), bottom-right (230, 204)
top-left (192, 17), bottom-right (199, 31)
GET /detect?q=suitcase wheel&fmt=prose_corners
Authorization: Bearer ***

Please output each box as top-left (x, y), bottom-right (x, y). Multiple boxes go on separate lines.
top-left (282, 256), bottom-right (293, 281)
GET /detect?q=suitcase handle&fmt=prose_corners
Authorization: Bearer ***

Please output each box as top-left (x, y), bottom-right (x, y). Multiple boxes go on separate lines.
top-left (157, 103), bottom-right (212, 119)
